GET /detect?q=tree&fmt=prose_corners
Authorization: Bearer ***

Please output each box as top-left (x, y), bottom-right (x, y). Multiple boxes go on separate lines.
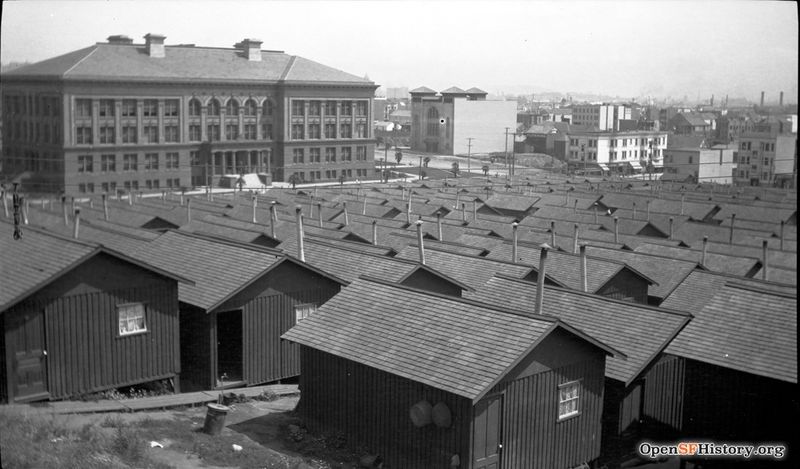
top-left (482, 164), bottom-right (490, 176)
top-left (451, 162), bottom-right (460, 177)
top-left (395, 151), bottom-right (403, 165)
top-left (423, 156), bottom-right (431, 168)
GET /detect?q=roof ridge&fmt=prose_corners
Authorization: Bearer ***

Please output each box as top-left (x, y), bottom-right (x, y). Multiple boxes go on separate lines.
top-left (722, 281), bottom-right (797, 298)
top-left (1, 218), bottom-right (103, 250)
top-left (160, 229), bottom-right (283, 255)
top-left (301, 236), bottom-right (419, 265)
top-left (356, 275), bottom-right (560, 322)
top-left (490, 272), bottom-right (693, 318)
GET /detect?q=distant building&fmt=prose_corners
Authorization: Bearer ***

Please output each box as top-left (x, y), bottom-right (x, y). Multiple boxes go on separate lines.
top-left (410, 86), bottom-right (516, 155)
top-left (1, 34), bottom-right (378, 194)
top-left (662, 145), bottom-right (737, 183)
top-left (571, 103), bottom-right (632, 131)
top-left (716, 114), bottom-right (758, 143)
top-left (566, 130), bottom-right (668, 174)
top-left (734, 123), bottom-right (798, 187)
top-left (385, 87), bottom-right (409, 100)
top-left (373, 97), bottom-right (388, 122)
top-left (667, 113), bottom-right (714, 135)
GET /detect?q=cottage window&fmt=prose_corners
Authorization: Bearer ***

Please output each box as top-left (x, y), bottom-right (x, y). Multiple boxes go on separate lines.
top-left (295, 303), bottom-right (317, 322)
top-left (558, 380), bottom-right (580, 420)
top-left (118, 303), bottom-right (146, 336)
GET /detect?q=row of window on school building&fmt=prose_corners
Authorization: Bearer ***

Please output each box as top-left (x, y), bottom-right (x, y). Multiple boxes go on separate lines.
top-left (288, 168), bottom-right (374, 183)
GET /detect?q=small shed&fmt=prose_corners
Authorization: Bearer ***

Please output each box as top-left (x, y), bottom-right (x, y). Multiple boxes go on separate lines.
top-left (125, 230), bottom-right (346, 391)
top-left (0, 223), bottom-right (188, 402)
top-left (283, 277), bottom-right (621, 469)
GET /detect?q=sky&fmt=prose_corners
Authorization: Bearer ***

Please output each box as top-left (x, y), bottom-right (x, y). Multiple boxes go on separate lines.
top-left (1, 0), bottom-right (797, 103)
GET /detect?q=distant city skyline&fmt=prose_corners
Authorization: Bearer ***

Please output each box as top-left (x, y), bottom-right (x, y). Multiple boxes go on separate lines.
top-left (1, 0), bottom-right (797, 104)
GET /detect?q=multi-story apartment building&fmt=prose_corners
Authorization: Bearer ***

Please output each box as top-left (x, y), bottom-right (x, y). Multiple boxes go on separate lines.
top-left (662, 146), bottom-right (736, 183)
top-left (410, 86), bottom-right (516, 155)
top-left (1, 34), bottom-right (378, 195)
top-left (566, 130), bottom-right (668, 175)
top-left (570, 103), bottom-right (632, 131)
top-left (733, 122), bottom-right (797, 187)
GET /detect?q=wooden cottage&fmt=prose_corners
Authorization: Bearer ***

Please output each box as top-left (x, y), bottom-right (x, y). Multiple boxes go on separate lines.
top-left (0, 222), bottom-right (187, 402)
top-left (282, 277), bottom-right (621, 469)
top-left (464, 274), bottom-right (693, 466)
top-left (124, 230), bottom-right (346, 391)
top-left (642, 273), bottom-right (798, 466)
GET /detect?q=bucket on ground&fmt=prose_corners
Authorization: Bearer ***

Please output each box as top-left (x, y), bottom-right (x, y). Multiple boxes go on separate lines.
top-left (203, 403), bottom-right (231, 435)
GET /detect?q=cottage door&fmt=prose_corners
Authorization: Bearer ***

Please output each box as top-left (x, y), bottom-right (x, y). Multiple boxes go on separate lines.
top-left (10, 310), bottom-right (48, 402)
top-left (473, 394), bottom-right (503, 469)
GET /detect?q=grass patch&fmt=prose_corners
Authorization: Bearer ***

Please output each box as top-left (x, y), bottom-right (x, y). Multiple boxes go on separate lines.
top-left (0, 411), bottom-right (170, 469)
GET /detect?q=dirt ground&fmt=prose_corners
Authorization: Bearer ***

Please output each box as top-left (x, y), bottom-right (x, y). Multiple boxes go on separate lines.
top-left (2, 396), bottom-right (363, 469)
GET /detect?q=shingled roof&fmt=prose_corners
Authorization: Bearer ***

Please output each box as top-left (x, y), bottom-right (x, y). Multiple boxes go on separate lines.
top-left (282, 277), bottom-right (620, 401)
top-left (4, 40), bottom-right (373, 86)
top-left (127, 230), bottom-right (341, 311)
top-left (0, 221), bottom-right (186, 312)
top-left (663, 282), bottom-right (796, 383)
top-left (463, 275), bottom-right (689, 384)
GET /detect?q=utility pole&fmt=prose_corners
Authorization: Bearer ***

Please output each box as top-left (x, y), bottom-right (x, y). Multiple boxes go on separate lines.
top-left (504, 127), bottom-right (511, 176)
top-left (467, 137), bottom-right (474, 175)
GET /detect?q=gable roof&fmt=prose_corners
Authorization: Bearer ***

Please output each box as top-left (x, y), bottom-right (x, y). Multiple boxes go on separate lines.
top-left (282, 277), bottom-right (620, 401)
top-left (0, 221), bottom-right (188, 312)
top-left (464, 275), bottom-right (690, 384)
top-left (634, 243), bottom-right (761, 277)
top-left (486, 242), bottom-right (656, 293)
top-left (127, 230), bottom-right (340, 311)
top-left (4, 42), bottom-right (372, 86)
top-left (664, 282), bottom-right (796, 383)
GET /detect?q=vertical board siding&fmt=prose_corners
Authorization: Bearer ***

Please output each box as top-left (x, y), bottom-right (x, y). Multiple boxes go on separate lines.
top-left (10, 283), bottom-right (182, 400)
top-left (493, 358), bottom-right (605, 469)
top-left (642, 354), bottom-right (685, 436)
top-left (0, 315), bottom-right (6, 402)
top-left (682, 359), bottom-right (795, 444)
top-left (299, 347), bottom-right (471, 469)
top-left (243, 286), bottom-right (340, 386)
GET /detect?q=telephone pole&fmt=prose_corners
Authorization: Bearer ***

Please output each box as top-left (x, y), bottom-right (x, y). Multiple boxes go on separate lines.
top-left (466, 137), bottom-right (474, 175)
top-left (504, 127), bottom-right (511, 176)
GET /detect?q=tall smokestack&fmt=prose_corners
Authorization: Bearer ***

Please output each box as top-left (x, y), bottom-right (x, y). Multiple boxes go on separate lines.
top-left (579, 244), bottom-right (588, 292)
top-left (761, 240), bottom-right (769, 280)
top-left (73, 209), bottom-right (81, 239)
top-left (1, 189), bottom-right (7, 218)
top-left (760, 91), bottom-right (765, 107)
top-left (269, 202), bottom-right (276, 238)
top-left (511, 222), bottom-right (519, 263)
top-left (701, 236), bottom-right (708, 265)
top-left (21, 197), bottom-right (28, 225)
top-left (780, 91), bottom-right (784, 106)
top-left (416, 220), bottom-right (425, 265)
top-left (295, 207), bottom-right (305, 262)
top-left (669, 217), bottom-right (674, 240)
top-left (573, 223), bottom-right (579, 254)
top-left (62, 196), bottom-right (68, 226)
top-left (534, 244), bottom-right (550, 315)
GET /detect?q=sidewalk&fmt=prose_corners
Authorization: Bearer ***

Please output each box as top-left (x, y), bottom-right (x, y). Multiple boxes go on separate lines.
top-left (4, 384), bottom-right (298, 415)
